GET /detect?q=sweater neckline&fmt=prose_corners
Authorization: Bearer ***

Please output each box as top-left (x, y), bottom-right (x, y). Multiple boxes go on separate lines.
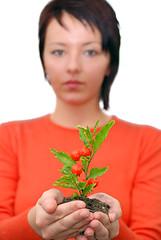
top-left (44, 113), bottom-right (117, 132)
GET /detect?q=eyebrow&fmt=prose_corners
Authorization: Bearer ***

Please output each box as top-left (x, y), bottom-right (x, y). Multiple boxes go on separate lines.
top-left (48, 41), bottom-right (101, 46)
top-left (49, 42), bottom-right (66, 46)
top-left (82, 41), bottom-right (101, 46)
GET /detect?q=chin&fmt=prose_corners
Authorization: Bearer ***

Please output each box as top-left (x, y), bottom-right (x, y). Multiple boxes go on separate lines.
top-left (67, 101), bottom-right (85, 106)
top-left (64, 98), bottom-right (89, 106)
top-left (60, 94), bottom-right (94, 106)
top-left (61, 96), bottom-right (84, 105)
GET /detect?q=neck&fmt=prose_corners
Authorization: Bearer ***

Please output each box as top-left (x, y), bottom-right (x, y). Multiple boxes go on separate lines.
top-left (50, 99), bottom-right (111, 128)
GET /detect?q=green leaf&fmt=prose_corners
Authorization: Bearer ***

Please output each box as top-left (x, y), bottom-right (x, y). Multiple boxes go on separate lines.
top-left (54, 176), bottom-right (71, 184)
top-left (88, 167), bottom-right (108, 179)
top-left (50, 149), bottom-right (76, 166)
top-left (86, 125), bottom-right (93, 145)
top-left (72, 173), bottom-right (79, 184)
top-left (62, 166), bottom-right (72, 173)
top-left (77, 126), bottom-right (87, 131)
top-left (94, 120), bottom-right (115, 153)
top-left (78, 181), bottom-right (87, 190)
top-left (94, 120), bottom-right (99, 136)
top-left (72, 192), bottom-right (80, 198)
top-left (81, 157), bottom-right (88, 170)
top-left (78, 128), bottom-right (90, 147)
top-left (83, 184), bottom-right (95, 195)
top-left (59, 166), bottom-right (72, 175)
top-left (53, 183), bottom-right (77, 189)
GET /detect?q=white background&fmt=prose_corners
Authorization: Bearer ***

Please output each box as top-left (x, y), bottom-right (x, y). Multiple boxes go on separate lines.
top-left (0, 0), bottom-right (161, 129)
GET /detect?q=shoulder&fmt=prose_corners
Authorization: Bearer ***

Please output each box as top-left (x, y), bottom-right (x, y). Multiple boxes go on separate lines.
top-left (0, 114), bottom-right (50, 136)
top-left (114, 115), bottom-right (161, 134)
top-left (113, 115), bottom-right (161, 147)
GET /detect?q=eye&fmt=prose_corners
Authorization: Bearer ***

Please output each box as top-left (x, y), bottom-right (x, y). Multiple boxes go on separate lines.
top-left (52, 50), bottom-right (64, 56)
top-left (85, 50), bottom-right (97, 56)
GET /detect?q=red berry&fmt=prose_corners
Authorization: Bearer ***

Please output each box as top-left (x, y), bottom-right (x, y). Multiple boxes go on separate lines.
top-left (80, 146), bottom-right (91, 157)
top-left (71, 150), bottom-right (81, 161)
top-left (87, 178), bottom-right (98, 187)
top-left (71, 164), bottom-right (82, 176)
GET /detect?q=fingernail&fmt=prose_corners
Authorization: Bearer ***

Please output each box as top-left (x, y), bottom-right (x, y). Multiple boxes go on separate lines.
top-left (109, 212), bottom-right (116, 222)
top-left (86, 228), bottom-right (94, 237)
top-left (76, 201), bottom-right (85, 209)
top-left (89, 212), bottom-right (93, 220)
top-left (85, 213), bottom-right (93, 221)
top-left (80, 211), bottom-right (89, 218)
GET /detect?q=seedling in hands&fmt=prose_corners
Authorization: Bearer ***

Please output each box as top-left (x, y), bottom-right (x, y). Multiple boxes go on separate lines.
top-left (50, 120), bottom-right (114, 198)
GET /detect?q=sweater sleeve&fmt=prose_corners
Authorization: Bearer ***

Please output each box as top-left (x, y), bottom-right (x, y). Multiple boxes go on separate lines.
top-left (114, 126), bottom-right (161, 240)
top-left (0, 209), bottom-right (42, 240)
top-left (0, 123), bottom-right (41, 240)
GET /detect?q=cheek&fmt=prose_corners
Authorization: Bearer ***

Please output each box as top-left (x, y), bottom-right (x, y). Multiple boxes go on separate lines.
top-left (87, 65), bottom-right (106, 85)
top-left (88, 57), bottom-right (109, 74)
top-left (44, 63), bottom-right (63, 85)
top-left (43, 54), bottom-right (62, 76)
top-left (50, 79), bottom-right (62, 98)
top-left (44, 61), bottom-right (56, 76)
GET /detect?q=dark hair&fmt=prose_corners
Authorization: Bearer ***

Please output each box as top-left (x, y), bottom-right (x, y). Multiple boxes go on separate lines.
top-left (39, 0), bottom-right (121, 109)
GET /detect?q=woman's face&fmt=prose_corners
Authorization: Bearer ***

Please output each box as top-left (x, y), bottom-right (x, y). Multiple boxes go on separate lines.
top-left (43, 12), bottom-right (111, 106)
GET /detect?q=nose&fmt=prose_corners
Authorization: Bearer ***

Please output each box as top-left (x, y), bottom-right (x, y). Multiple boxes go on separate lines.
top-left (67, 52), bottom-right (82, 74)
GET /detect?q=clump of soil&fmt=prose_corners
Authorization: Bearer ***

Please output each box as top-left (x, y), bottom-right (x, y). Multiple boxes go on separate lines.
top-left (63, 196), bottom-right (110, 235)
top-left (63, 196), bottom-right (110, 214)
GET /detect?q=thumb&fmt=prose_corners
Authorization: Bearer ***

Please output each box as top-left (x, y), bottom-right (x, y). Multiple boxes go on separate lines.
top-left (38, 188), bottom-right (64, 214)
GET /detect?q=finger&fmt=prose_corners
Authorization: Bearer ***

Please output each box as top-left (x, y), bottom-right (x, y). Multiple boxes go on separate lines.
top-left (52, 200), bottom-right (86, 221)
top-left (42, 225), bottom-right (80, 240)
top-left (53, 222), bottom-right (89, 240)
top-left (89, 219), bottom-right (110, 240)
top-left (41, 208), bottom-right (93, 239)
top-left (72, 211), bottom-right (93, 229)
top-left (49, 208), bottom-right (92, 234)
top-left (84, 227), bottom-right (95, 239)
top-left (36, 199), bottom-right (87, 227)
top-left (108, 200), bottom-right (122, 223)
top-left (76, 235), bottom-right (88, 240)
top-left (38, 189), bottom-right (64, 214)
top-left (93, 212), bottom-right (119, 239)
top-left (93, 211), bottom-right (110, 227)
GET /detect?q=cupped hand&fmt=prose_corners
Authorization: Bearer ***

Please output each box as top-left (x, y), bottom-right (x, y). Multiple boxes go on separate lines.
top-left (76, 193), bottom-right (122, 240)
top-left (28, 188), bottom-right (93, 240)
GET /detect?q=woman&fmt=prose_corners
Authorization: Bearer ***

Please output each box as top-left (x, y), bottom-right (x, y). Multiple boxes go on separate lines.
top-left (0, 0), bottom-right (161, 239)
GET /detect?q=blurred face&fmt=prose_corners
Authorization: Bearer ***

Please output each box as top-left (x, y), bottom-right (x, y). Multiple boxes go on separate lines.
top-left (43, 12), bottom-right (111, 106)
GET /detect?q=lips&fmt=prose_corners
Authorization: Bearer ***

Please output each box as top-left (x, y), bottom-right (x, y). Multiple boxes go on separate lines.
top-left (64, 80), bottom-right (83, 89)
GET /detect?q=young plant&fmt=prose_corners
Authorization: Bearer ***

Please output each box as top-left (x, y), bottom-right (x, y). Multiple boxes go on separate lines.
top-left (50, 119), bottom-right (115, 198)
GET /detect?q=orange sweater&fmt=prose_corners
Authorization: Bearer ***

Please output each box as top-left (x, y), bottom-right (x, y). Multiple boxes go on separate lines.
top-left (0, 115), bottom-right (161, 240)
